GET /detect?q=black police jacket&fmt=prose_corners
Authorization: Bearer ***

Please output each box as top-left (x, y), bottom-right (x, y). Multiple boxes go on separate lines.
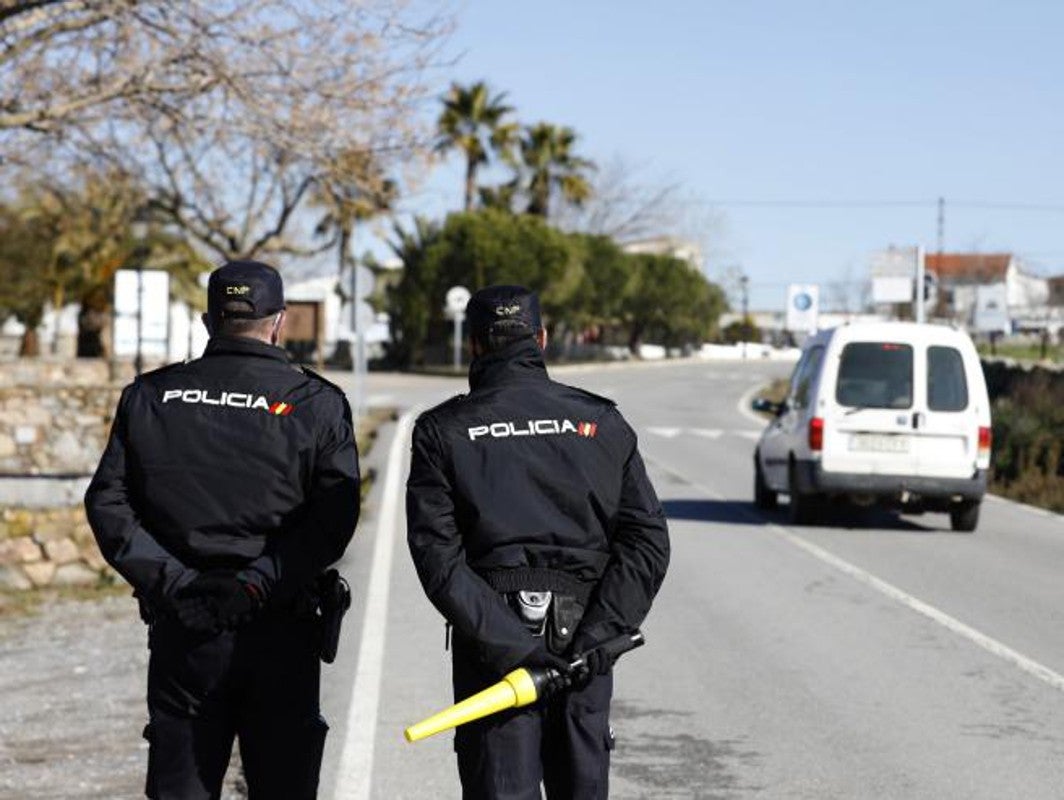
top-left (85, 335), bottom-right (360, 611)
top-left (406, 339), bottom-right (669, 675)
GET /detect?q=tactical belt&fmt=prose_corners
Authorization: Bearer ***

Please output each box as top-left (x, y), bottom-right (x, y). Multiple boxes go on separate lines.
top-left (479, 567), bottom-right (594, 605)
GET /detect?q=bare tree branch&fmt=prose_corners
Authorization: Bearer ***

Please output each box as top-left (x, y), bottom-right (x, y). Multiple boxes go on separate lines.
top-left (2, 1), bottom-right (453, 265)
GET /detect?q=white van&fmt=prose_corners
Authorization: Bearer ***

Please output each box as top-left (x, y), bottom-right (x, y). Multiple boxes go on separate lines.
top-left (752, 322), bottom-right (991, 531)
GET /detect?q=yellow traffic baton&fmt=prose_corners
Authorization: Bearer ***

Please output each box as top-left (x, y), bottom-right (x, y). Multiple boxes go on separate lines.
top-left (404, 631), bottom-right (645, 743)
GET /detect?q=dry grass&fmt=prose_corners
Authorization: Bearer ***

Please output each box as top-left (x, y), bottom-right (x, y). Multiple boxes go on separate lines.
top-left (0, 574), bottom-right (128, 619)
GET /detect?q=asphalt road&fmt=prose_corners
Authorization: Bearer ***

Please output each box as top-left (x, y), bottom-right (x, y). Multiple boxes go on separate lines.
top-left (320, 359), bottom-right (1064, 800)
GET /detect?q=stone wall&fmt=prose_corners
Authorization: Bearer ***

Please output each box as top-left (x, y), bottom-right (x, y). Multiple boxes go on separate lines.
top-left (0, 359), bottom-right (127, 590)
top-left (0, 360), bottom-right (123, 476)
top-left (0, 506), bottom-right (113, 589)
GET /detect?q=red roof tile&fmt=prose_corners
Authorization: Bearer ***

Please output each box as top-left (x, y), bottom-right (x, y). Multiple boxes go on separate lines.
top-left (925, 253), bottom-right (1011, 282)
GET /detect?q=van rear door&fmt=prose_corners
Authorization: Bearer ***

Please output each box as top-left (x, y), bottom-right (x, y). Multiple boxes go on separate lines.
top-left (910, 343), bottom-right (980, 479)
top-left (821, 341), bottom-right (919, 476)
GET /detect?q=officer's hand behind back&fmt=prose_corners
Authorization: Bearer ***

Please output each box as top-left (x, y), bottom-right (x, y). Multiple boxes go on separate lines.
top-left (524, 642), bottom-right (570, 674)
top-left (568, 636), bottom-right (615, 688)
top-left (176, 571), bottom-right (263, 630)
top-left (172, 593), bottom-right (221, 634)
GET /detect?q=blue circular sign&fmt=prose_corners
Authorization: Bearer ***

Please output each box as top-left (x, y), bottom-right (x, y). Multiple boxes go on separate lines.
top-left (793, 292), bottom-right (812, 311)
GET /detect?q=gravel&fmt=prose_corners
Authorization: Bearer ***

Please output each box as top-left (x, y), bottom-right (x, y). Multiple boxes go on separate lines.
top-left (0, 594), bottom-right (246, 799)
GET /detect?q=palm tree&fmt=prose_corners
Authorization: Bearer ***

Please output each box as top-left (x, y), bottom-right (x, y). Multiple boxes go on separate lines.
top-left (520, 123), bottom-right (595, 219)
top-left (436, 81), bottom-right (516, 212)
top-left (313, 151), bottom-right (397, 359)
top-left (315, 150), bottom-right (398, 278)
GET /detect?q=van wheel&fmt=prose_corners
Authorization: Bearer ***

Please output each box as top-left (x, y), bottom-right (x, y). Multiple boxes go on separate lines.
top-left (788, 463), bottom-right (820, 525)
top-left (950, 500), bottom-right (980, 532)
top-left (754, 453), bottom-right (777, 510)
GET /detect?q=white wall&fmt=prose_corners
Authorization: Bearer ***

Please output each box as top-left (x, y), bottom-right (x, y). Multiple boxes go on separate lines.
top-left (1006, 262), bottom-right (1050, 310)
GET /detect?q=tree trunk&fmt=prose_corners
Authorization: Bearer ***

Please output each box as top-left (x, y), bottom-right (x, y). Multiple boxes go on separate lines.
top-left (76, 303), bottom-right (108, 357)
top-left (19, 327), bottom-right (40, 357)
top-left (464, 159), bottom-right (477, 212)
top-left (76, 287), bottom-right (112, 358)
top-left (50, 283), bottom-right (65, 355)
top-left (627, 321), bottom-right (644, 355)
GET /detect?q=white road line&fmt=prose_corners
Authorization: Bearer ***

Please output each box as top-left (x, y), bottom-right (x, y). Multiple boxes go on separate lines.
top-left (646, 426), bottom-right (682, 438)
top-left (769, 524), bottom-right (1064, 692)
top-left (645, 455), bottom-right (1064, 695)
top-left (736, 381), bottom-right (773, 429)
top-left (365, 393), bottom-right (396, 407)
top-left (690, 428), bottom-right (723, 440)
top-left (645, 426), bottom-right (761, 441)
top-left (334, 409), bottom-right (418, 800)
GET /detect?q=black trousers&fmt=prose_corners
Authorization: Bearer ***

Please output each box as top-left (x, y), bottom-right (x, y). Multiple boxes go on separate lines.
top-left (144, 613), bottom-right (326, 800)
top-left (452, 635), bottom-right (614, 800)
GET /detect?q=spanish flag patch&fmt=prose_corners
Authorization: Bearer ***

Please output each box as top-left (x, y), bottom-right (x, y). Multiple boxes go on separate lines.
top-left (268, 402), bottom-right (295, 416)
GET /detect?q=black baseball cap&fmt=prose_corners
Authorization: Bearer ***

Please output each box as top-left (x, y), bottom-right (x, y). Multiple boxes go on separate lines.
top-left (466, 285), bottom-right (542, 341)
top-left (207, 260), bottom-right (286, 322)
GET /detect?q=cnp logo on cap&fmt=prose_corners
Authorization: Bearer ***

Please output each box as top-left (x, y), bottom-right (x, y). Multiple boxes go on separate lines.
top-left (207, 260), bottom-right (286, 321)
top-left (467, 285), bottom-right (542, 340)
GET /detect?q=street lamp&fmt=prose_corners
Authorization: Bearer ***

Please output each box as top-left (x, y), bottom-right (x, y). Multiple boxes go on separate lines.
top-left (130, 209), bottom-right (151, 375)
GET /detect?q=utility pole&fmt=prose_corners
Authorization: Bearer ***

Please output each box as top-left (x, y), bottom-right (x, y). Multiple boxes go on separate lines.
top-left (130, 211), bottom-right (150, 375)
top-left (349, 260), bottom-right (364, 434)
top-left (936, 196), bottom-right (945, 256)
top-left (740, 272), bottom-right (750, 360)
top-left (915, 245), bottom-right (926, 324)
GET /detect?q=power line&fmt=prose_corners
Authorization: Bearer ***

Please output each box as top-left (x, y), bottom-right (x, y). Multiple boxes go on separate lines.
top-left (696, 198), bottom-right (1064, 212)
top-left (949, 201), bottom-right (1064, 212)
top-left (698, 199), bottom-right (933, 208)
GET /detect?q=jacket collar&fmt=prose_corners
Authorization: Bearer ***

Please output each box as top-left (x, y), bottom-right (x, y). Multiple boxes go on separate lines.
top-left (469, 338), bottom-right (549, 391)
top-left (203, 335), bottom-right (290, 363)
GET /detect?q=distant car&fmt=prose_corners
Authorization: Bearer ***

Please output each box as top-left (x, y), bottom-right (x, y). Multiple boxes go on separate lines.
top-left (751, 321), bottom-right (991, 532)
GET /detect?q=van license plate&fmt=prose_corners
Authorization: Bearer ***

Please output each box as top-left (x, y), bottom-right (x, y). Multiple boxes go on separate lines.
top-left (850, 434), bottom-right (910, 453)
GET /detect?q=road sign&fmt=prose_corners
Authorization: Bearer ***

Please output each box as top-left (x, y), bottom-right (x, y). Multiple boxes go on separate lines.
top-left (445, 286), bottom-right (471, 317)
top-left (786, 284), bottom-right (819, 333)
top-left (445, 286), bottom-right (470, 369)
top-left (973, 283), bottom-right (1010, 334)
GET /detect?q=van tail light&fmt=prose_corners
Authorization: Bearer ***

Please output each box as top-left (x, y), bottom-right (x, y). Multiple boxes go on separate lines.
top-left (809, 417), bottom-right (824, 452)
top-left (978, 426), bottom-right (992, 457)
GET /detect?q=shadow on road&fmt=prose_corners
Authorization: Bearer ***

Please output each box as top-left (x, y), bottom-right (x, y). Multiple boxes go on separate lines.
top-left (663, 498), bottom-right (945, 533)
top-left (662, 499), bottom-right (768, 526)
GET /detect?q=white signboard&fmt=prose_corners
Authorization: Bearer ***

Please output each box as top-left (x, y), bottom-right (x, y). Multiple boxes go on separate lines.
top-left (113, 269), bottom-right (171, 357)
top-left (445, 285), bottom-right (471, 318)
top-left (973, 283), bottom-right (1010, 334)
top-left (786, 284), bottom-right (819, 333)
top-left (871, 246), bottom-right (919, 304)
top-left (873, 276), bottom-right (913, 304)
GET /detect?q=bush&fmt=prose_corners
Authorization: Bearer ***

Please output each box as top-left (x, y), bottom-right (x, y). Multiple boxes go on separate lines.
top-left (988, 368), bottom-right (1064, 513)
top-left (381, 210), bottom-right (727, 365)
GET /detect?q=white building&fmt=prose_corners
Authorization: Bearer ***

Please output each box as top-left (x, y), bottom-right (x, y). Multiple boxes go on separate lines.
top-left (925, 253), bottom-right (1049, 324)
top-left (620, 237), bottom-right (703, 269)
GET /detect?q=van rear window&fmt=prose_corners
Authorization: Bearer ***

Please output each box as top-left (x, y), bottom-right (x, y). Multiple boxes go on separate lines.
top-left (927, 346), bottom-right (968, 411)
top-left (836, 342), bottom-right (913, 409)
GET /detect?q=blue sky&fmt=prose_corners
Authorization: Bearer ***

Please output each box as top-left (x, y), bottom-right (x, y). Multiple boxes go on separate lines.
top-left (403, 0), bottom-right (1064, 310)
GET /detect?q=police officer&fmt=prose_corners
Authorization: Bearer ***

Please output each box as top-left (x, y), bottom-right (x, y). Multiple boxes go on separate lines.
top-left (85, 260), bottom-right (360, 799)
top-left (406, 285), bottom-right (670, 799)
